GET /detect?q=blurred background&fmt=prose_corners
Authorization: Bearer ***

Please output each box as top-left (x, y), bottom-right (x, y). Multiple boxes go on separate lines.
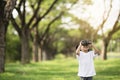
top-left (0, 0), bottom-right (120, 74)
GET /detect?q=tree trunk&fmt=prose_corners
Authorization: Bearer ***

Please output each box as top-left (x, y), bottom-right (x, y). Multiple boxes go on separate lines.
top-left (38, 47), bottom-right (42, 61)
top-left (32, 28), bottom-right (39, 62)
top-left (102, 39), bottom-right (110, 60)
top-left (102, 41), bottom-right (107, 60)
top-left (0, 21), bottom-right (6, 73)
top-left (32, 41), bottom-right (39, 62)
top-left (21, 29), bottom-right (30, 64)
top-left (0, 0), bottom-right (16, 72)
top-left (0, 0), bottom-right (8, 73)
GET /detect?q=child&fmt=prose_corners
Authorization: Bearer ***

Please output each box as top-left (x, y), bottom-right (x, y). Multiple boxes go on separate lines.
top-left (76, 40), bottom-right (100, 80)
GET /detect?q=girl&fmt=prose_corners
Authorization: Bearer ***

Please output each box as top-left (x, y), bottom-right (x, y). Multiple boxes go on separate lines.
top-left (76, 40), bottom-right (100, 80)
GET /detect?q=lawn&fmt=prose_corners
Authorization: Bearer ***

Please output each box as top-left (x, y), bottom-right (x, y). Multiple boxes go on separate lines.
top-left (0, 57), bottom-right (120, 80)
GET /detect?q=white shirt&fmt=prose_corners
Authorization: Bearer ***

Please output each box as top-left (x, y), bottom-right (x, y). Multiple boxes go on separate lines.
top-left (76, 51), bottom-right (97, 77)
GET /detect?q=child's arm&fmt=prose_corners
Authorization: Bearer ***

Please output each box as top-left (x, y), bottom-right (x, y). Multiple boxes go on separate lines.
top-left (76, 43), bottom-right (81, 55)
top-left (91, 44), bottom-right (100, 55)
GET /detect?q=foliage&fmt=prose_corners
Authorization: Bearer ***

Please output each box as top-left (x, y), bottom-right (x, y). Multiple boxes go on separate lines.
top-left (68, 12), bottom-right (99, 41)
top-left (55, 53), bottom-right (65, 59)
top-left (112, 30), bottom-right (120, 40)
top-left (68, 29), bottom-right (81, 38)
top-left (106, 30), bottom-right (120, 52)
top-left (6, 24), bottom-right (21, 62)
top-left (51, 28), bottom-right (81, 55)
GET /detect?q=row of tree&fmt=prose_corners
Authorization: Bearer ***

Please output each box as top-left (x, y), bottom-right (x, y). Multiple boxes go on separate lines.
top-left (0, 0), bottom-right (78, 73)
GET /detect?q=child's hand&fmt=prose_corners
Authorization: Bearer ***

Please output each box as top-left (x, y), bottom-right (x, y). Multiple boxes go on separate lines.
top-left (89, 43), bottom-right (93, 48)
top-left (79, 41), bottom-right (81, 45)
top-left (76, 41), bottom-right (81, 55)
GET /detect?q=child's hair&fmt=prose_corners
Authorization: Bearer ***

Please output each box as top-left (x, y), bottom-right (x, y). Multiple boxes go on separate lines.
top-left (75, 44), bottom-right (79, 49)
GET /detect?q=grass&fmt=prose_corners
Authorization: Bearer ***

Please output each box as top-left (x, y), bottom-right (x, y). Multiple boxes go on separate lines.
top-left (0, 56), bottom-right (120, 80)
top-left (94, 58), bottom-right (120, 80)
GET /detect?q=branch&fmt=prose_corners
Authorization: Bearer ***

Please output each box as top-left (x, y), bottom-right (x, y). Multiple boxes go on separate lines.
top-left (93, 0), bottom-right (113, 38)
top-left (15, 7), bottom-right (22, 22)
top-left (15, 0), bottom-right (24, 27)
top-left (11, 15), bottom-right (21, 36)
top-left (107, 13), bottom-right (120, 38)
top-left (40, 0), bottom-right (58, 19)
top-left (30, 0), bottom-right (58, 31)
top-left (112, 14), bottom-right (120, 30)
top-left (38, 12), bottom-right (63, 44)
top-left (18, 0), bottom-right (23, 9)
top-left (22, 0), bottom-right (26, 28)
top-left (26, 0), bottom-right (43, 28)
top-left (41, 12), bottom-right (63, 40)
top-left (4, 0), bottom-right (16, 20)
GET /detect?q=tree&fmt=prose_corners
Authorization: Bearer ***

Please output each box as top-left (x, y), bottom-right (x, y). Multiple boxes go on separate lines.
top-left (32, 12), bottom-right (63, 61)
top-left (11, 0), bottom-right (58, 64)
top-left (98, 0), bottom-right (120, 60)
top-left (74, 18), bottom-right (98, 40)
top-left (33, 0), bottom-right (78, 61)
top-left (0, 0), bottom-right (16, 73)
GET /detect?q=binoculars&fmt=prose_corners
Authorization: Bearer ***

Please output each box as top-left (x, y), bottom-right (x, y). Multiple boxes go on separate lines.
top-left (80, 40), bottom-right (92, 46)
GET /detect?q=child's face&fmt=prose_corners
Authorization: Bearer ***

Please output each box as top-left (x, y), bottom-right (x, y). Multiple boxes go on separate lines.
top-left (81, 45), bottom-right (89, 52)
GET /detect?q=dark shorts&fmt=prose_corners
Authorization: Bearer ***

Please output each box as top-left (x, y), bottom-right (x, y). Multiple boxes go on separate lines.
top-left (80, 77), bottom-right (93, 80)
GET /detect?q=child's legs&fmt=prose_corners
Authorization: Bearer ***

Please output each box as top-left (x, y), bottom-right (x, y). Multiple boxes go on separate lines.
top-left (80, 77), bottom-right (93, 80)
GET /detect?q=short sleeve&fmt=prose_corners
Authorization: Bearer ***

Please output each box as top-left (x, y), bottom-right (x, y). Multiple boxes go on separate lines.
top-left (76, 54), bottom-right (80, 60)
top-left (90, 51), bottom-right (98, 58)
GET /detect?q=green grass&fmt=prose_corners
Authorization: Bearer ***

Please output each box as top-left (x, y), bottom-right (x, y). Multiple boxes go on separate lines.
top-left (0, 57), bottom-right (120, 80)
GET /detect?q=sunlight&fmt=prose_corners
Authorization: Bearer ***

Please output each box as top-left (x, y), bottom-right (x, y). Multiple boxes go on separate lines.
top-left (69, 0), bottom-right (120, 33)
